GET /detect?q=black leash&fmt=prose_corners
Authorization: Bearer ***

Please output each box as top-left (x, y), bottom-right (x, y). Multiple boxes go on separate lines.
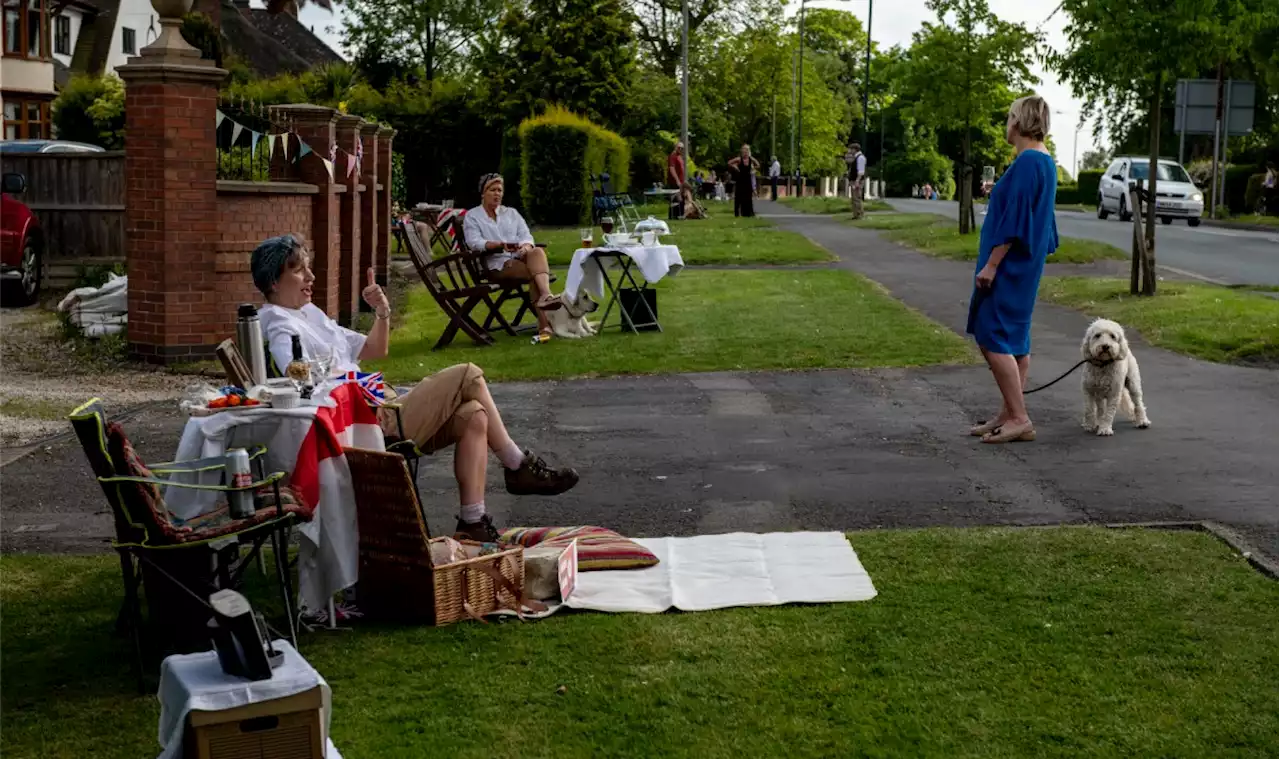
top-left (1022, 357), bottom-right (1113, 395)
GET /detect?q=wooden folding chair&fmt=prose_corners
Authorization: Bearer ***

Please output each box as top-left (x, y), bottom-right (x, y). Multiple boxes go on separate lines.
top-left (216, 339), bottom-right (254, 389)
top-left (398, 219), bottom-right (499, 349)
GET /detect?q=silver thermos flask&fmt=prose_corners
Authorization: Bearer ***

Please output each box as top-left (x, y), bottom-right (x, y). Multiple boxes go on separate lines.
top-left (235, 304), bottom-right (268, 387)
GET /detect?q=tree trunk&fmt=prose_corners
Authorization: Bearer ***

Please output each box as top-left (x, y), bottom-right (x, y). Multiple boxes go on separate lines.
top-left (1143, 73), bottom-right (1162, 295)
top-left (958, 130), bottom-right (972, 234)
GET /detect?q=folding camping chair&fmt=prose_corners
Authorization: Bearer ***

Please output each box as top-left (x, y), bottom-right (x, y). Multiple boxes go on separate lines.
top-left (69, 399), bottom-right (307, 693)
top-left (600, 173), bottom-right (641, 225)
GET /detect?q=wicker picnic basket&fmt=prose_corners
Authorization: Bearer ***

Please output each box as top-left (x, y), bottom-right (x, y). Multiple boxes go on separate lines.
top-left (347, 447), bottom-right (527, 625)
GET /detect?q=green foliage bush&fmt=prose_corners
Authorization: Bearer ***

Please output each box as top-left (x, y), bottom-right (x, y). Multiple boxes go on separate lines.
top-left (883, 147), bottom-right (954, 199)
top-left (518, 107), bottom-right (630, 225)
top-left (1243, 172), bottom-right (1266, 214)
top-left (51, 75), bottom-right (125, 150)
top-left (1223, 164), bottom-right (1256, 213)
top-left (1076, 169), bottom-right (1103, 201)
top-left (181, 12), bottom-right (223, 66)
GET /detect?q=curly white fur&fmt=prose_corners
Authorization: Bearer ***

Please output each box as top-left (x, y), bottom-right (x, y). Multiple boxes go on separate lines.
top-left (1080, 318), bottom-right (1152, 436)
top-left (546, 291), bottom-right (599, 339)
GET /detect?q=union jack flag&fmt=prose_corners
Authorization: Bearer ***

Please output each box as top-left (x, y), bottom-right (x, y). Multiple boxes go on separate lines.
top-left (342, 370), bottom-right (386, 406)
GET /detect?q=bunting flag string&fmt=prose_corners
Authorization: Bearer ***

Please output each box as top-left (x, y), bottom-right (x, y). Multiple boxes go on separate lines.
top-left (266, 133), bottom-right (276, 161)
top-left (215, 110), bottom-right (225, 129)
top-left (230, 121), bottom-right (244, 146)
top-left (346, 153), bottom-right (357, 178)
top-left (298, 141), bottom-right (312, 159)
top-left (320, 158), bottom-right (335, 182)
top-left (250, 131), bottom-right (262, 157)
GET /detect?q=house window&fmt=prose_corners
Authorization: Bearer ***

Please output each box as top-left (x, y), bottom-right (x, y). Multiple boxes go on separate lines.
top-left (3, 0), bottom-right (46, 58)
top-left (121, 26), bottom-right (134, 54)
top-left (53, 12), bottom-right (66, 54)
top-left (2, 99), bottom-right (50, 139)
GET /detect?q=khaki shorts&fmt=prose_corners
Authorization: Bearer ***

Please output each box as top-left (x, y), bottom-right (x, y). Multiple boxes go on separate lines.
top-left (378, 363), bottom-right (485, 453)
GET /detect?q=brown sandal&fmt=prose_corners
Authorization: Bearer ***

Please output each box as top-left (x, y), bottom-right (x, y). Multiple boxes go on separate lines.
top-left (535, 294), bottom-right (563, 311)
top-left (981, 423), bottom-right (1036, 444)
top-left (970, 419), bottom-right (1003, 437)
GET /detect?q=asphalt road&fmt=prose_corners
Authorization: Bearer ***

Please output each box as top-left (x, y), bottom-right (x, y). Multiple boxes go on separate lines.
top-left (888, 198), bottom-right (1280, 287)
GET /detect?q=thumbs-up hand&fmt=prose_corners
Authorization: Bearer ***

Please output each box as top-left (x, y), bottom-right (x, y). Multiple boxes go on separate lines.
top-left (362, 268), bottom-right (390, 316)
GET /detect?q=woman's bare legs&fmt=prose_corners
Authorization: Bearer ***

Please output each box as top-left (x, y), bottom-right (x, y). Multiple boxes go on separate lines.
top-left (460, 373), bottom-right (518, 456)
top-left (981, 348), bottom-right (1032, 435)
top-left (982, 354), bottom-right (1030, 428)
top-left (523, 247), bottom-right (554, 333)
top-left (454, 408), bottom-right (489, 505)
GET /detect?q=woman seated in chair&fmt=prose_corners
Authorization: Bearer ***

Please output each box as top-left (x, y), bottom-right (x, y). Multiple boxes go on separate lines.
top-left (463, 173), bottom-right (561, 342)
top-left (680, 182), bottom-right (707, 220)
top-left (251, 234), bottom-right (579, 542)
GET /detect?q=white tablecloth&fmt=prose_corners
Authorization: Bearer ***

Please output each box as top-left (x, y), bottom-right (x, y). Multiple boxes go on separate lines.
top-left (157, 640), bottom-right (341, 759)
top-left (564, 245), bottom-right (684, 300)
top-left (165, 383), bottom-right (385, 612)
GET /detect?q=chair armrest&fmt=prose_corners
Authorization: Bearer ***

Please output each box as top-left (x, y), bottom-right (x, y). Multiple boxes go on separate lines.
top-left (100, 470), bottom-right (286, 492)
top-left (149, 445), bottom-right (267, 474)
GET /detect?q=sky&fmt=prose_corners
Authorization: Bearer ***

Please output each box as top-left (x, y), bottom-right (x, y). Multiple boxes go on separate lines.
top-left (291, 0), bottom-right (1103, 173)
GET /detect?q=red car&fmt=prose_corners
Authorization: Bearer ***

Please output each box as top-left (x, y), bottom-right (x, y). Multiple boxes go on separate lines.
top-left (1, 172), bottom-right (42, 305)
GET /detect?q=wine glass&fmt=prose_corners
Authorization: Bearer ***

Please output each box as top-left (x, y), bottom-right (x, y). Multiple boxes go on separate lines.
top-left (309, 346), bottom-right (337, 392)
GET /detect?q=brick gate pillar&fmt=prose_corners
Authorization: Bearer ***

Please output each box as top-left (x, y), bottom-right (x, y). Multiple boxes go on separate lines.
top-left (272, 104), bottom-right (340, 318)
top-left (375, 126), bottom-right (396, 288)
top-left (334, 114), bottom-right (364, 325)
top-left (357, 121), bottom-right (380, 305)
top-left (117, 10), bottom-right (227, 364)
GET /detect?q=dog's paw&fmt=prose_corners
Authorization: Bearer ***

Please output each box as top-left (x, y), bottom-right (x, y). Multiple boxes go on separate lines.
top-left (1095, 426), bottom-right (1114, 437)
top-left (1081, 419), bottom-right (1096, 431)
top-left (1135, 419), bottom-right (1151, 429)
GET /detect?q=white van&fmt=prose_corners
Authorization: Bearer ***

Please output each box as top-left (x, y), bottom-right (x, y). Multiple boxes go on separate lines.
top-left (1096, 156), bottom-right (1204, 227)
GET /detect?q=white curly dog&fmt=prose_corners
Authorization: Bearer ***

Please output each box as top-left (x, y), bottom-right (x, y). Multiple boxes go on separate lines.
top-left (1080, 318), bottom-right (1152, 436)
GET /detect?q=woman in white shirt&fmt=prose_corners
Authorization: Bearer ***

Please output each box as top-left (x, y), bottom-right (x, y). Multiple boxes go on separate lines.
top-left (251, 234), bottom-right (579, 542)
top-left (462, 173), bottom-right (560, 341)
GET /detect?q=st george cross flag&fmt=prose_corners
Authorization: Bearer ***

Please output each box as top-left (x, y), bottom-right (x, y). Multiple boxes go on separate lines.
top-left (341, 370), bottom-right (386, 406)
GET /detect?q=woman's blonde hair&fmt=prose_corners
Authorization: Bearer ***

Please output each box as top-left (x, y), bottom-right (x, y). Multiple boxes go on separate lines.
top-left (1009, 95), bottom-right (1051, 141)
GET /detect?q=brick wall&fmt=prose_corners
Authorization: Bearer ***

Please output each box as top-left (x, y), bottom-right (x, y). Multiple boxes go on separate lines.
top-left (215, 183), bottom-right (315, 319)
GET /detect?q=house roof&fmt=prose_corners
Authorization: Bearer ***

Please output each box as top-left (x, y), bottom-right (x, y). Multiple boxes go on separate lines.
top-left (219, 0), bottom-right (316, 77)
top-left (242, 7), bottom-right (343, 69)
top-left (67, 0), bottom-right (118, 77)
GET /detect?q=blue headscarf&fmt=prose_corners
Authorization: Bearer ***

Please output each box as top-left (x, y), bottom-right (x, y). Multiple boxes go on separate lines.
top-left (251, 234), bottom-right (303, 297)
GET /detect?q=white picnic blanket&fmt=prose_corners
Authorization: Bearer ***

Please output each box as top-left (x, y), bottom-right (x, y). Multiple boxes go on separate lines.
top-left (565, 531), bottom-right (877, 613)
top-left (564, 245), bottom-right (684, 300)
top-left (156, 640), bottom-right (341, 759)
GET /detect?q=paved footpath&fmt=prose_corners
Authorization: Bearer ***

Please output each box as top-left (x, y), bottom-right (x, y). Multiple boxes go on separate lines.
top-left (2, 201), bottom-right (1275, 562)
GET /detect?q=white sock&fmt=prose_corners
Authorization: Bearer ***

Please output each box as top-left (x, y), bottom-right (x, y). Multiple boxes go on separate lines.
top-left (499, 442), bottom-right (526, 470)
top-left (460, 502), bottom-right (486, 523)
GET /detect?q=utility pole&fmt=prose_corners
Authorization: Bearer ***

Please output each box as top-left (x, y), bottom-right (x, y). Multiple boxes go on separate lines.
top-left (681, 0), bottom-right (690, 176)
top-left (797, 1), bottom-right (806, 177)
top-left (790, 48), bottom-right (798, 175)
top-left (771, 93), bottom-right (776, 160)
top-left (861, 0), bottom-right (872, 151)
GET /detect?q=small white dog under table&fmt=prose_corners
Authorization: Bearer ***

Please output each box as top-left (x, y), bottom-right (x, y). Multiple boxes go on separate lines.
top-left (565, 245), bottom-right (684, 333)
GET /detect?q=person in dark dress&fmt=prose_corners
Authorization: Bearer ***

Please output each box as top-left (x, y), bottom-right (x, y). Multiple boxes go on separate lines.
top-left (728, 143), bottom-right (761, 217)
top-left (966, 95), bottom-right (1060, 444)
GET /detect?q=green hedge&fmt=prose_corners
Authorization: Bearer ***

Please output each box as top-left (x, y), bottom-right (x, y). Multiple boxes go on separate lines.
top-left (1076, 169), bottom-right (1103, 201)
top-left (1223, 165), bottom-right (1256, 214)
top-left (1243, 172), bottom-right (1267, 215)
top-left (518, 107), bottom-right (630, 226)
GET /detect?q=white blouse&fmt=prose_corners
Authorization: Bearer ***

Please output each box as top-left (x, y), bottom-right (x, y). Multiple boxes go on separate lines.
top-left (258, 303), bottom-right (366, 376)
top-left (462, 205), bottom-right (535, 271)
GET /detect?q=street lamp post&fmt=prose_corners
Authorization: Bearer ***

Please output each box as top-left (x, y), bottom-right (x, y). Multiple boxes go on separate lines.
top-left (681, 0), bottom-right (689, 175)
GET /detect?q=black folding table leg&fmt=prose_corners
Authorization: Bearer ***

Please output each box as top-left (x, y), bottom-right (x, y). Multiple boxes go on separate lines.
top-left (270, 525), bottom-right (298, 649)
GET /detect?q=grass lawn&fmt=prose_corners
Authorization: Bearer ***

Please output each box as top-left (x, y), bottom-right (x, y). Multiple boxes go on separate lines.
top-left (3, 527), bottom-right (1275, 758)
top-left (776, 196), bottom-right (893, 215)
top-left (533, 210), bottom-right (835, 267)
top-left (853, 213), bottom-right (1127, 264)
top-left (1040, 277), bottom-right (1280, 366)
top-left (1219, 214), bottom-right (1279, 228)
top-left (366, 268), bottom-right (974, 384)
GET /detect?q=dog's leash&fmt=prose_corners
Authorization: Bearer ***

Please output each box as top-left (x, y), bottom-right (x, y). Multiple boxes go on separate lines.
top-left (1022, 357), bottom-right (1114, 395)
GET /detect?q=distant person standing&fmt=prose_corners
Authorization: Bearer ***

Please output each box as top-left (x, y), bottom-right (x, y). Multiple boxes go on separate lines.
top-left (667, 142), bottom-right (686, 189)
top-left (728, 143), bottom-right (760, 217)
top-left (844, 142), bottom-right (867, 219)
top-left (769, 156), bottom-right (781, 201)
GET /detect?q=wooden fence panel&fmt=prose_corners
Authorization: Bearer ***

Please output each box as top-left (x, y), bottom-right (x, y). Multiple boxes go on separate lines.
top-left (0, 152), bottom-right (126, 264)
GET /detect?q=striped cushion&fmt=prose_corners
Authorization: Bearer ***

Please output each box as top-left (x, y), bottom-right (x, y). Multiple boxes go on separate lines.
top-left (499, 526), bottom-right (659, 571)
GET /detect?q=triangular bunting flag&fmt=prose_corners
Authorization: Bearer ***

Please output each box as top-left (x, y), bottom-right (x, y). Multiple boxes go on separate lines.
top-left (320, 157), bottom-right (335, 181)
top-left (298, 141), bottom-right (312, 159)
top-left (215, 110), bottom-right (225, 129)
top-left (250, 131), bottom-right (262, 157)
top-left (346, 153), bottom-right (356, 178)
top-left (266, 134), bottom-right (276, 161)
top-left (231, 122), bottom-right (244, 146)
top-left (283, 135), bottom-right (291, 161)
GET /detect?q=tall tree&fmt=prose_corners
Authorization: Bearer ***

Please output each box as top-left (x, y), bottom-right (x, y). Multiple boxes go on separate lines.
top-left (631, 0), bottom-right (777, 77)
top-left (341, 0), bottom-right (502, 81)
top-left (903, 0), bottom-right (1039, 234)
top-left (1049, 0), bottom-right (1267, 294)
top-left (1079, 148), bottom-right (1111, 172)
top-left (476, 0), bottom-right (638, 130)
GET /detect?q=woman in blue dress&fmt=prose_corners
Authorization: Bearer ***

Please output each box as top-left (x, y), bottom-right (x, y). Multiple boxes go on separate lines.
top-left (967, 95), bottom-right (1059, 444)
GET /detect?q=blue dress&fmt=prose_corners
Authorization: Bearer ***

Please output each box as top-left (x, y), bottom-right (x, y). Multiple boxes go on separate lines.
top-left (966, 150), bottom-right (1059, 356)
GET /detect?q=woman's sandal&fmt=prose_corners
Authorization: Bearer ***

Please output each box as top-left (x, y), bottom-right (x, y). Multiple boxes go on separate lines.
top-left (535, 294), bottom-right (563, 311)
top-left (970, 419), bottom-right (1003, 437)
top-left (981, 423), bottom-right (1036, 444)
